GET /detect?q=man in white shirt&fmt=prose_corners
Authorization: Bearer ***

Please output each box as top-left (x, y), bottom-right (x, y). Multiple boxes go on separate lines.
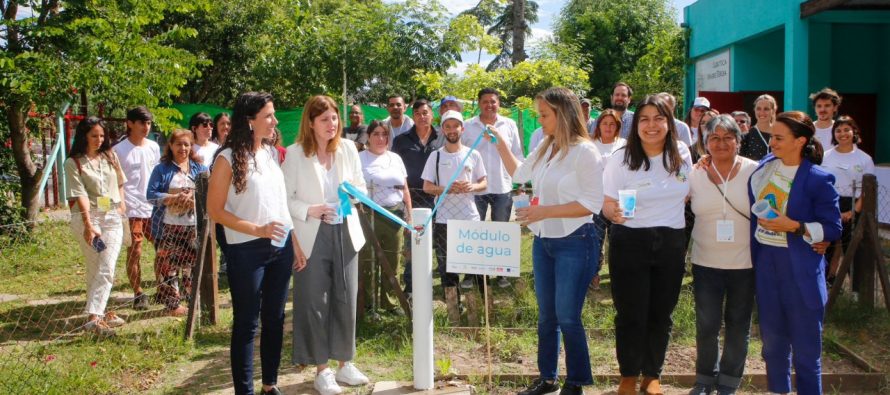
top-left (461, 88), bottom-right (524, 288)
top-left (113, 106), bottom-right (160, 310)
top-left (422, 110), bottom-right (487, 301)
top-left (384, 94), bottom-right (415, 146)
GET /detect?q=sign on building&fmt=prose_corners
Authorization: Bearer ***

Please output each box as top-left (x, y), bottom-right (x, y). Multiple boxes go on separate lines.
top-left (446, 220), bottom-right (521, 277)
top-left (695, 49), bottom-right (731, 93)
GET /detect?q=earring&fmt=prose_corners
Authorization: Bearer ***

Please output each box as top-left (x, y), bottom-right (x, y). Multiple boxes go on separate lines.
top-left (249, 123), bottom-right (253, 131)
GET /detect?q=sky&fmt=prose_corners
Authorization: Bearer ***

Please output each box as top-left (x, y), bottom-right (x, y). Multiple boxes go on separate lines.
top-left (445, 0), bottom-right (698, 74)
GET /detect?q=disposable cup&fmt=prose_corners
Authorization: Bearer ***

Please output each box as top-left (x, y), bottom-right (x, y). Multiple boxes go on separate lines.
top-left (512, 194), bottom-right (530, 209)
top-left (271, 224), bottom-right (293, 248)
top-left (751, 199), bottom-right (779, 219)
top-left (618, 189), bottom-right (637, 218)
top-left (325, 202), bottom-right (343, 224)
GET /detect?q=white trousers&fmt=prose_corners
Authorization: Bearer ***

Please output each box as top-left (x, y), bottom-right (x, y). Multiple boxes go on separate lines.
top-left (70, 210), bottom-right (123, 316)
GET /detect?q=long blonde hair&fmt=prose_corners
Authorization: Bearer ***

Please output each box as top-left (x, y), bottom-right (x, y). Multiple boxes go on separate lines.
top-left (533, 87), bottom-right (590, 167)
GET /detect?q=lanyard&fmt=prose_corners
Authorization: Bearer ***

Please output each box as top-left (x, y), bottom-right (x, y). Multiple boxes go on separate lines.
top-left (84, 155), bottom-right (108, 197)
top-left (710, 159), bottom-right (737, 219)
top-left (756, 128), bottom-right (770, 153)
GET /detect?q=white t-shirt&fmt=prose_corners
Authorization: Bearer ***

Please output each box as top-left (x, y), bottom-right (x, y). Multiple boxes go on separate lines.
top-left (754, 164), bottom-right (797, 247)
top-left (421, 146), bottom-right (486, 224)
top-left (689, 158), bottom-right (757, 270)
top-left (528, 128), bottom-right (545, 154)
top-left (462, 115), bottom-right (524, 194)
top-left (113, 138), bottom-right (160, 218)
top-left (385, 116), bottom-right (415, 147)
top-left (163, 172), bottom-right (197, 226)
top-left (593, 137), bottom-right (627, 163)
top-left (603, 143), bottom-right (693, 229)
top-left (215, 147), bottom-right (293, 244)
top-left (194, 141), bottom-right (220, 166)
top-left (360, 150), bottom-right (408, 207)
top-left (814, 124), bottom-right (835, 151)
top-left (822, 147), bottom-right (875, 198)
top-left (513, 140), bottom-right (604, 238)
top-left (676, 120), bottom-right (694, 147)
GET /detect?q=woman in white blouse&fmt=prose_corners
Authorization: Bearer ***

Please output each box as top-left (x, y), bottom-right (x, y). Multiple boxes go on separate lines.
top-left (687, 115), bottom-right (757, 395)
top-left (488, 87), bottom-right (604, 395)
top-left (821, 115), bottom-right (874, 284)
top-left (282, 95), bottom-right (369, 395)
top-left (602, 95), bottom-right (693, 395)
top-left (591, 109), bottom-right (627, 160)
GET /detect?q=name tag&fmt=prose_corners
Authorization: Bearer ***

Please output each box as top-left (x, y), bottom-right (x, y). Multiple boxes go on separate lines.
top-left (440, 161), bottom-right (453, 168)
top-left (716, 220), bottom-right (734, 242)
top-left (631, 179), bottom-right (653, 191)
top-left (97, 196), bottom-right (112, 212)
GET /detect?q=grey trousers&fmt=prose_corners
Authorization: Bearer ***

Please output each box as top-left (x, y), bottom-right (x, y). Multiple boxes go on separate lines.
top-left (292, 222), bottom-right (358, 365)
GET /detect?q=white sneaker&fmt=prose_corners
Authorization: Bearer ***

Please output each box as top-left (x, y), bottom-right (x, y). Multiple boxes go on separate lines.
top-left (335, 362), bottom-right (370, 386)
top-left (315, 368), bottom-right (343, 395)
top-left (104, 312), bottom-right (126, 328)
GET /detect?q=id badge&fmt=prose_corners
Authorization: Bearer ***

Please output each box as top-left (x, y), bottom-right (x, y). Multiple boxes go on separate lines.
top-left (97, 196), bottom-right (112, 212)
top-left (716, 220), bottom-right (734, 242)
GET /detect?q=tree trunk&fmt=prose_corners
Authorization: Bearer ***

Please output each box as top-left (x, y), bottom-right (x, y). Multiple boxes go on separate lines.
top-left (6, 101), bottom-right (42, 223)
top-left (511, 0), bottom-right (527, 65)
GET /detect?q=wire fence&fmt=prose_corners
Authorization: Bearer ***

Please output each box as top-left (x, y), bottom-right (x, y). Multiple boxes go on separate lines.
top-left (2, 172), bottom-right (888, 391)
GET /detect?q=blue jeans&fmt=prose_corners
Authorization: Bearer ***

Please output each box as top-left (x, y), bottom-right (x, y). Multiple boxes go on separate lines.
top-left (224, 235), bottom-right (294, 395)
top-left (474, 192), bottom-right (513, 222)
top-left (692, 264), bottom-right (755, 390)
top-left (532, 222), bottom-right (600, 385)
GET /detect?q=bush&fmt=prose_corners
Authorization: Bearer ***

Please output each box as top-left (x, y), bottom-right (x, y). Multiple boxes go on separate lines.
top-left (0, 115), bottom-right (26, 231)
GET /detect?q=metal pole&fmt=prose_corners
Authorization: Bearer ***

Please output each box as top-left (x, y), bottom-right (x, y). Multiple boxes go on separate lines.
top-left (411, 208), bottom-right (434, 390)
top-left (57, 103), bottom-right (70, 201)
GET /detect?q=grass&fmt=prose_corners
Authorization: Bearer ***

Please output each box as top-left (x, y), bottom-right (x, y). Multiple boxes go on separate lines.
top-left (1, 220), bottom-right (887, 393)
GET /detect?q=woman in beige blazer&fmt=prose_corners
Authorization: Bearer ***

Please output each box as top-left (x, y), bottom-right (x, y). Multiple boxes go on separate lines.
top-left (282, 95), bottom-right (369, 395)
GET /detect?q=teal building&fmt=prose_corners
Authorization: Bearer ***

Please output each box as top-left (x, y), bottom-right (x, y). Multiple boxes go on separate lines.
top-left (683, 0), bottom-right (890, 161)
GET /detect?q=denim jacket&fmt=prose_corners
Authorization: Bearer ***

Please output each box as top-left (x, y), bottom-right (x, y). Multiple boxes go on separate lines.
top-left (146, 160), bottom-right (208, 241)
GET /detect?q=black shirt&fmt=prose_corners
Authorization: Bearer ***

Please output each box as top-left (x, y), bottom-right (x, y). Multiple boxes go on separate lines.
top-left (392, 126), bottom-right (445, 208)
top-left (342, 125), bottom-right (368, 149)
top-left (740, 126), bottom-right (771, 161)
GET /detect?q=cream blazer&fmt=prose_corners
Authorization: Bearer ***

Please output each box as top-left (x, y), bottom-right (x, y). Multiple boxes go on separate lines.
top-left (282, 139), bottom-right (367, 259)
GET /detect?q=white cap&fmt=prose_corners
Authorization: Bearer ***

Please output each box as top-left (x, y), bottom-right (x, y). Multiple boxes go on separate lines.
top-left (440, 110), bottom-right (464, 126)
top-left (693, 97), bottom-right (711, 109)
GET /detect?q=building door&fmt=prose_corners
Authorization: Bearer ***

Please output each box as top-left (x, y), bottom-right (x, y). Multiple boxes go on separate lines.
top-left (838, 93), bottom-right (877, 158)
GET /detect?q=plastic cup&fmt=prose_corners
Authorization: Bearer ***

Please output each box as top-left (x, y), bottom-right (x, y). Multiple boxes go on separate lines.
top-left (325, 202), bottom-right (343, 224)
top-left (751, 199), bottom-right (779, 219)
top-left (512, 194), bottom-right (530, 209)
top-left (271, 224), bottom-right (292, 248)
top-left (618, 189), bottom-right (637, 218)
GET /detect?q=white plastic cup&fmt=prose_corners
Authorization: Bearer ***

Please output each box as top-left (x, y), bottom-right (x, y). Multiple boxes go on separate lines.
top-left (325, 202), bottom-right (343, 224)
top-left (618, 189), bottom-right (637, 218)
top-left (751, 199), bottom-right (779, 219)
top-left (271, 224), bottom-right (292, 248)
top-left (512, 194), bottom-right (530, 209)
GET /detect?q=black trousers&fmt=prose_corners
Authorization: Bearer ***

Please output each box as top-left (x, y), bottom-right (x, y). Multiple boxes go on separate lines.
top-left (608, 225), bottom-right (688, 378)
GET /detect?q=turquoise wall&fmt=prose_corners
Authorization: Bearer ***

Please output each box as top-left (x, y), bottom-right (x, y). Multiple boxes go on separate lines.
top-left (731, 29), bottom-right (784, 92)
top-left (686, 0), bottom-right (797, 58)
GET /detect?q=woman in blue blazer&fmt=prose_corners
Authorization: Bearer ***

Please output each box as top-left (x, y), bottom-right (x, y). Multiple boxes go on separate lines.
top-left (747, 111), bottom-right (842, 395)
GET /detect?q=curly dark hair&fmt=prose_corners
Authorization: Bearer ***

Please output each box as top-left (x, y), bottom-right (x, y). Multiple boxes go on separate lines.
top-left (223, 92), bottom-right (274, 194)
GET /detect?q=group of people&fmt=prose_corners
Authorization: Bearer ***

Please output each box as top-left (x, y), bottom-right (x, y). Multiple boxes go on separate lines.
top-left (64, 82), bottom-right (873, 395)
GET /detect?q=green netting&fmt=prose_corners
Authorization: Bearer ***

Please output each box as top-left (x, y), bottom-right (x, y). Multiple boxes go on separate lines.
top-left (169, 103), bottom-right (544, 152)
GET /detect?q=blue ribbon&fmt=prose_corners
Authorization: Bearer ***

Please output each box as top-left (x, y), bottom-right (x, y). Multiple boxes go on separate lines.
top-left (339, 181), bottom-right (413, 232)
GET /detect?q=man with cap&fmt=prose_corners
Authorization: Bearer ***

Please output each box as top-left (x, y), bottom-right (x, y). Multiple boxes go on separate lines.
top-left (113, 106), bottom-right (160, 310)
top-left (422, 110), bottom-right (487, 320)
top-left (687, 96), bottom-right (711, 145)
top-left (461, 87), bottom-right (524, 289)
top-left (440, 96), bottom-right (463, 116)
top-left (343, 104), bottom-right (369, 151)
top-left (581, 99), bottom-right (596, 135)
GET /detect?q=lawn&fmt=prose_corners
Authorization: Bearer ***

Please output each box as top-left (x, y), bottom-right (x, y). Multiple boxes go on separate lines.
top-left (0, 220), bottom-right (887, 394)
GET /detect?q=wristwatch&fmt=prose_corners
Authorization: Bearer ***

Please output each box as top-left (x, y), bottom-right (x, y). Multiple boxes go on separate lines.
top-left (792, 222), bottom-right (807, 237)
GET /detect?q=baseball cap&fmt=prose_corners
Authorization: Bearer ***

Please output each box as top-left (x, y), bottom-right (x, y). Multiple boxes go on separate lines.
top-left (440, 110), bottom-right (464, 126)
top-left (693, 97), bottom-right (711, 109)
top-left (441, 96), bottom-right (460, 107)
top-left (580, 98), bottom-right (592, 106)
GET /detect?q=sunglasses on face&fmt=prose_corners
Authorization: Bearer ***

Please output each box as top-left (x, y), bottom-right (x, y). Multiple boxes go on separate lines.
top-left (735, 119), bottom-right (747, 124)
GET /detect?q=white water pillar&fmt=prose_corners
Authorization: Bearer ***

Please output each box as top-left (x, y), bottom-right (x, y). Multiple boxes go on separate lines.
top-left (411, 208), bottom-right (434, 390)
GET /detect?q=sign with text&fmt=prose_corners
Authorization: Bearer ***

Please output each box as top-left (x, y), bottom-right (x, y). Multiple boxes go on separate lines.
top-left (446, 220), bottom-right (521, 277)
top-left (695, 49), bottom-right (731, 93)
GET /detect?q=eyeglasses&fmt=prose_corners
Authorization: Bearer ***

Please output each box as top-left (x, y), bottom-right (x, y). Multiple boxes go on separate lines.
top-left (735, 119), bottom-right (747, 124)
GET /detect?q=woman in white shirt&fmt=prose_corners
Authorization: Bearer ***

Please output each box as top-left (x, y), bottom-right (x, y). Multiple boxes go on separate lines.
top-left (821, 115), bottom-right (874, 284)
top-left (687, 115), bottom-right (757, 395)
top-left (358, 120), bottom-right (412, 313)
top-left (591, 109), bottom-right (627, 160)
top-left (488, 87), bottom-right (604, 395)
top-left (207, 92), bottom-right (295, 395)
top-left (602, 95), bottom-right (693, 395)
top-left (282, 95), bottom-right (370, 395)
top-left (190, 112), bottom-right (220, 165)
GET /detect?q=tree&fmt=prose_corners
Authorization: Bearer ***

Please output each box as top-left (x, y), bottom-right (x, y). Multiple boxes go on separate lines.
top-left (462, 0), bottom-right (538, 70)
top-left (1, 0), bottom-right (207, 222)
top-left (554, 0), bottom-right (682, 105)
